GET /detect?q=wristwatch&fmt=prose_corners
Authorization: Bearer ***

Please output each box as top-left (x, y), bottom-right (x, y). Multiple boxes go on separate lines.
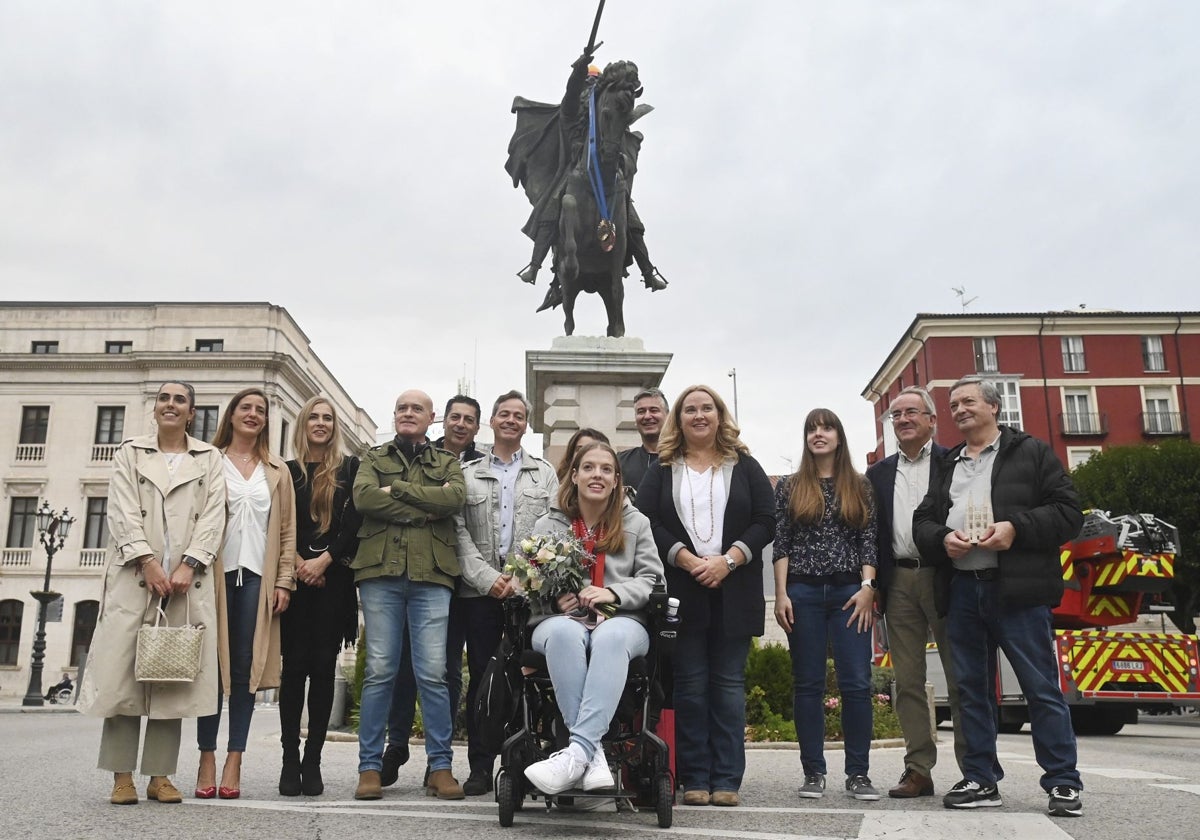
top-left (724, 554), bottom-right (738, 573)
top-left (861, 578), bottom-right (878, 591)
top-left (182, 556), bottom-right (205, 573)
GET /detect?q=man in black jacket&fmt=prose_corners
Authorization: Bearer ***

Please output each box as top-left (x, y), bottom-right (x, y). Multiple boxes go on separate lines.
top-left (866, 387), bottom-right (964, 799)
top-left (913, 376), bottom-right (1084, 818)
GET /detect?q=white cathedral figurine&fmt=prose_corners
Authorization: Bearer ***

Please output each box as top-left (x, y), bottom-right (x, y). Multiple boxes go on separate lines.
top-left (964, 493), bottom-right (994, 544)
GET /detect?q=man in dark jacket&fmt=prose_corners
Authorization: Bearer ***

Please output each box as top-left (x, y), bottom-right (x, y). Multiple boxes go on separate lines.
top-left (913, 376), bottom-right (1084, 818)
top-left (866, 387), bottom-right (964, 799)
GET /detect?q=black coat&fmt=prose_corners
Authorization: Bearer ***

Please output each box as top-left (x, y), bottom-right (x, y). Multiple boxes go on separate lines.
top-left (866, 442), bottom-right (948, 600)
top-left (912, 426), bottom-right (1083, 615)
top-left (634, 454), bottom-right (776, 638)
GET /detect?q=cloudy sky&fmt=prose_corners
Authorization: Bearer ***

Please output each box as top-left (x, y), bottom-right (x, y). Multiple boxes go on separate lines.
top-left (3, 1), bottom-right (1197, 472)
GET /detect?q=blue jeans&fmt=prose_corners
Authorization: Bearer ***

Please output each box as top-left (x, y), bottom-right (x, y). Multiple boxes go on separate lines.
top-left (785, 581), bottom-right (873, 778)
top-left (358, 575), bottom-right (454, 773)
top-left (532, 616), bottom-right (649, 761)
top-left (198, 569), bottom-right (260, 752)
top-left (672, 607), bottom-right (752, 793)
top-left (387, 595), bottom-right (466, 756)
top-left (947, 572), bottom-right (1082, 791)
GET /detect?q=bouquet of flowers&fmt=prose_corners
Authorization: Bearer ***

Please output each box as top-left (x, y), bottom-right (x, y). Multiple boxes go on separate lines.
top-left (505, 532), bottom-right (616, 618)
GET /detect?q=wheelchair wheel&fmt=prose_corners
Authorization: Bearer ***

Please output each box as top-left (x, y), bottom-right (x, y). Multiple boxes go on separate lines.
top-left (497, 772), bottom-right (518, 827)
top-left (54, 688), bottom-right (72, 704)
top-left (655, 773), bottom-right (673, 829)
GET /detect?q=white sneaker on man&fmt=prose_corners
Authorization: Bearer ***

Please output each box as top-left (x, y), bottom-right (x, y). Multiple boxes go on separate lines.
top-left (582, 750), bottom-right (615, 791)
top-left (524, 746), bottom-right (587, 795)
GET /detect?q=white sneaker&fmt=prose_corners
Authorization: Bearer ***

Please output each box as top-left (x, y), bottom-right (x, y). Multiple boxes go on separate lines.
top-left (524, 747), bottom-right (587, 795)
top-left (582, 750), bottom-right (615, 791)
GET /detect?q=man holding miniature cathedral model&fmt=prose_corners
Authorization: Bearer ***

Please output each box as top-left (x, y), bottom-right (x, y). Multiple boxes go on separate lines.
top-left (913, 376), bottom-right (1086, 818)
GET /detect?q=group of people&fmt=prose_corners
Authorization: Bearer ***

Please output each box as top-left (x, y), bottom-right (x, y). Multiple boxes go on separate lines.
top-left (80, 374), bottom-right (1085, 820)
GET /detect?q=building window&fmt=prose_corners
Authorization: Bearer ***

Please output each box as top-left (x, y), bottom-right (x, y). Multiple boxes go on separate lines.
top-left (19, 406), bottom-right (50, 444)
top-left (94, 407), bottom-right (125, 445)
top-left (83, 498), bottom-right (108, 549)
top-left (280, 419), bottom-right (290, 459)
top-left (192, 406), bottom-right (219, 442)
top-left (70, 600), bottom-right (100, 666)
top-left (31, 341), bottom-right (59, 354)
top-left (973, 337), bottom-right (998, 373)
top-left (1066, 447), bottom-right (1102, 471)
top-left (1142, 336), bottom-right (1166, 372)
top-left (1142, 386), bottom-right (1180, 434)
top-left (105, 341), bottom-right (133, 354)
top-left (1062, 389), bottom-right (1100, 435)
top-left (195, 339), bottom-right (224, 352)
top-left (6, 498), bottom-right (39, 548)
top-left (1061, 336), bottom-right (1086, 372)
top-left (996, 379), bottom-right (1023, 429)
top-left (0, 600), bottom-right (23, 666)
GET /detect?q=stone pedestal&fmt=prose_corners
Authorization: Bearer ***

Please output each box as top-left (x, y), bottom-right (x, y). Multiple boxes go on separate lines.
top-left (526, 336), bottom-right (672, 468)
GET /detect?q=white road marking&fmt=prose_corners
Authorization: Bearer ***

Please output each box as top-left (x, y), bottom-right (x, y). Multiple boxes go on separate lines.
top-left (193, 798), bottom-right (1082, 839)
top-left (1076, 767), bottom-right (1183, 780)
top-left (1148, 784), bottom-right (1200, 796)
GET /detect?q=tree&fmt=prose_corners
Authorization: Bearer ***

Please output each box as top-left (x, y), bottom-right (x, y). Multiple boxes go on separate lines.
top-left (1070, 440), bottom-right (1200, 633)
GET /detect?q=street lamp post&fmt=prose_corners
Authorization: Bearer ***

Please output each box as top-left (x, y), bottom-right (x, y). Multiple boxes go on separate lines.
top-left (21, 501), bottom-right (75, 707)
top-left (727, 368), bottom-right (739, 422)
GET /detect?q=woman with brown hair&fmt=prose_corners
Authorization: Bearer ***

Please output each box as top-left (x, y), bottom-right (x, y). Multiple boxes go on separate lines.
top-left (278, 396), bottom-right (361, 796)
top-left (521, 442), bottom-right (664, 795)
top-left (80, 381), bottom-right (226, 805)
top-left (195, 387), bottom-right (296, 799)
top-left (634, 385), bottom-right (775, 807)
top-left (772, 408), bottom-right (879, 802)
top-left (555, 427), bottom-right (610, 483)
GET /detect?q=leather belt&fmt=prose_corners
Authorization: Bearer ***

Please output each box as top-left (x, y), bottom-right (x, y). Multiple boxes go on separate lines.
top-left (957, 568), bottom-right (997, 581)
top-left (895, 557), bottom-right (924, 569)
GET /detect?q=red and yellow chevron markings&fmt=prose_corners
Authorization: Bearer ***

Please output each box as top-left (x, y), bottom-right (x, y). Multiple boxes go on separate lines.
top-left (1059, 630), bottom-right (1199, 696)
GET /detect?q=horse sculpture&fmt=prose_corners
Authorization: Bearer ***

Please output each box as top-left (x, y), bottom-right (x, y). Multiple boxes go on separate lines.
top-left (507, 55), bottom-right (657, 338)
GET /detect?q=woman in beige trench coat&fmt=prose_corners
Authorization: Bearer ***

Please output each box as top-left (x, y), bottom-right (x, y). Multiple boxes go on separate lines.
top-left (195, 387), bottom-right (296, 800)
top-left (78, 381), bottom-right (227, 805)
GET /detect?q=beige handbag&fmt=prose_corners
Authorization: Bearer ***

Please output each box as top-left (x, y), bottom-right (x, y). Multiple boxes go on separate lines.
top-left (135, 592), bottom-right (205, 683)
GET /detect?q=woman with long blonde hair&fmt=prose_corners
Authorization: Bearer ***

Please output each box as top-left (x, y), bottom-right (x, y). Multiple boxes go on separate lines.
top-left (634, 385), bottom-right (775, 808)
top-left (772, 408), bottom-right (879, 802)
top-left (277, 396), bottom-right (361, 795)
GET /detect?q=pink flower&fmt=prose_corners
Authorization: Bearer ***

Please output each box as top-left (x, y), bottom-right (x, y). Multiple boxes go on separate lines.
top-left (824, 697), bottom-right (840, 710)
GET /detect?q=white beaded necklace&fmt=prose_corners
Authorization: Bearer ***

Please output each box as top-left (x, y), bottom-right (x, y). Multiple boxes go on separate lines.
top-left (686, 464), bottom-right (716, 543)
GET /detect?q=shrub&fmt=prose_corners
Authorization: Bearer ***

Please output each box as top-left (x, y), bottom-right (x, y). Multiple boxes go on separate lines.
top-left (745, 641), bottom-right (794, 721)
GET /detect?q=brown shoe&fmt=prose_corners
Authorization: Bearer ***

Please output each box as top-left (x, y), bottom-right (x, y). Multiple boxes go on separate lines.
top-left (355, 770), bottom-right (383, 800)
top-left (711, 790), bottom-right (740, 807)
top-left (146, 777), bottom-right (182, 803)
top-left (426, 769), bottom-right (465, 800)
top-left (888, 769), bottom-right (934, 798)
top-left (682, 789), bottom-right (710, 806)
top-left (110, 779), bottom-right (138, 805)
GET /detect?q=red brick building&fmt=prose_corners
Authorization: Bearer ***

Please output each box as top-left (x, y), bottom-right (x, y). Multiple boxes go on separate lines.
top-left (861, 312), bottom-right (1200, 468)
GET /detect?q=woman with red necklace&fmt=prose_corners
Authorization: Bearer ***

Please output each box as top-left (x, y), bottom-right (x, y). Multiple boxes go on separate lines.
top-left (521, 442), bottom-right (664, 796)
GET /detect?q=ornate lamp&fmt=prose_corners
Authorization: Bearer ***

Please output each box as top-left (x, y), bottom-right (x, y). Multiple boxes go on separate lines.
top-left (21, 503), bottom-right (76, 707)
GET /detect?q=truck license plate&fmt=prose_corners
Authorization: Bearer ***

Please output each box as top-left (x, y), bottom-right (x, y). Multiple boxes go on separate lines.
top-left (1111, 660), bottom-right (1146, 672)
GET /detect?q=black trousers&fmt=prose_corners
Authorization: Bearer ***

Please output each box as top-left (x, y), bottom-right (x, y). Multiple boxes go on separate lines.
top-left (278, 577), bottom-right (348, 761)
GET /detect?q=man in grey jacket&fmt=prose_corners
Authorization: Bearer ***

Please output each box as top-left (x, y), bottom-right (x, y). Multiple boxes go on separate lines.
top-left (454, 390), bottom-right (559, 794)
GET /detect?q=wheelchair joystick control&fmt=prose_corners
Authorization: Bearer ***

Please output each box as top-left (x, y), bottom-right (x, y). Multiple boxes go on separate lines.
top-left (657, 597), bottom-right (680, 657)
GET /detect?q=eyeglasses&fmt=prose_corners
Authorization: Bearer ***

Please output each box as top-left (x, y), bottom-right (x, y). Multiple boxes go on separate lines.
top-left (888, 408), bottom-right (931, 422)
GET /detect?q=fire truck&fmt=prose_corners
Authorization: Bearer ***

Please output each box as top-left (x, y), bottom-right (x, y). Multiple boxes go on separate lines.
top-left (883, 510), bottom-right (1200, 735)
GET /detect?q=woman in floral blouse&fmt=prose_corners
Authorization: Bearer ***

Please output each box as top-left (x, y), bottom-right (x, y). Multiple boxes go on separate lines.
top-left (773, 408), bottom-right (879, 802)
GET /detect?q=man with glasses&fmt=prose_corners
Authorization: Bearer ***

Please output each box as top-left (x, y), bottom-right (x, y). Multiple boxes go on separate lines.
top-left (867, 387), bottom-right (965, 799)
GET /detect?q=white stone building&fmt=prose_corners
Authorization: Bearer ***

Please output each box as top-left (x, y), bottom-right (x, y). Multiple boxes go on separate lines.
top-left (0, 301), bottom-right (377, 698)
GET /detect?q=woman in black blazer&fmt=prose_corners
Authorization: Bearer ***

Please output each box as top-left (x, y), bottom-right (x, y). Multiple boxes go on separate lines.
top-left (635, 385), bottom-right (775, 807)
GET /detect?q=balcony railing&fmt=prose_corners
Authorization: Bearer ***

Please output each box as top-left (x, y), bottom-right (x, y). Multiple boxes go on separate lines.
top-left (1062, 352), bottom-right (1087, 372)
top-left (1142, 351), bottom-right (1167, 372)
top-left (91, 444), bottom-right (120, 462)
top-left (974, 352), bottom-right (999, 373)
top-left (1059, 412), bottom-right (1108, 436)
top-left (14, 443), bottom-right (45, 462)
top-left (79, 549), bottom-right (107, 568)
top-left (1, 548), bottom-right (33, 568)
top-left (1140, 411), bottom-right (1189, 436)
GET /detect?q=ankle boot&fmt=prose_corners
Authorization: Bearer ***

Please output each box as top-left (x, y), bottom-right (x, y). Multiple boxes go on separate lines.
top-left (300, 745), bottom-right (324, 796)
top-left (279, 748), bottom-right (302, 796)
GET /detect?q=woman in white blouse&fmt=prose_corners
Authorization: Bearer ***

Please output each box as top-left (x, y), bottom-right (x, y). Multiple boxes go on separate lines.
top-left (195, 387), bottom-right (296, 799)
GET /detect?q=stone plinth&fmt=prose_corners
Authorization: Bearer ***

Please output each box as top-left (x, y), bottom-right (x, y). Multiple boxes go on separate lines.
top-left (526, 336), bottom-right (672, 468)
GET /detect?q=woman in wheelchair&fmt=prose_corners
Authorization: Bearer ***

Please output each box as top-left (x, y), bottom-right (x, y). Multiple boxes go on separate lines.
top-left (522, 442), bottom-right (665, 796)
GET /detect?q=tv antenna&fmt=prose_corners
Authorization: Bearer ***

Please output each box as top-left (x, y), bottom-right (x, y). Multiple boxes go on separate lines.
top-left (952, 286), bottom-right (979, 310)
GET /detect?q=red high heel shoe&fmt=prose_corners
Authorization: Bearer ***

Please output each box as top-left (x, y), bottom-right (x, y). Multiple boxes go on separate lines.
top-left (194, 786), bottom-right (216, 799)
top-left (218, 786), bottom-right (240, 800)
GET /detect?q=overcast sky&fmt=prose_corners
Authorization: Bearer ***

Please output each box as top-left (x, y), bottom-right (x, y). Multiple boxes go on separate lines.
top-left (3, 1), bottom-right (1197, 472)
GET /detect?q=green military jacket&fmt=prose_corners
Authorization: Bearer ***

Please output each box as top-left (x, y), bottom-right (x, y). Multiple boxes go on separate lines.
top-left (351, 438), bottom-right (466, 589)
